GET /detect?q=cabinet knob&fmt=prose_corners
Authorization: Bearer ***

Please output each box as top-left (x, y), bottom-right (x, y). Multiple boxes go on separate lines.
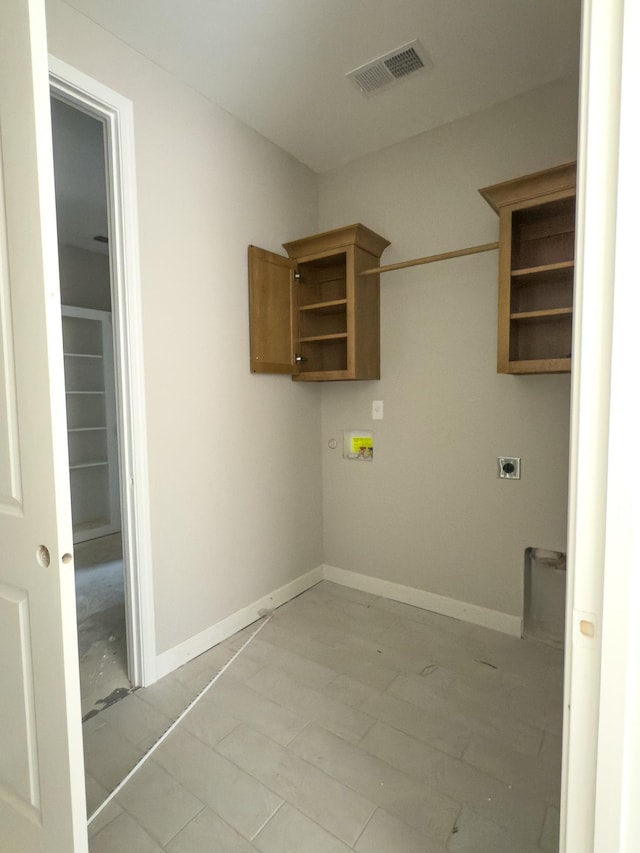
top-left (294, 354), bottom-right (308, 364)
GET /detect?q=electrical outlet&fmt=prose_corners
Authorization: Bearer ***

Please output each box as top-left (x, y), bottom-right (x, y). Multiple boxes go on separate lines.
top-left (498, 457), bottom-right (521, 479)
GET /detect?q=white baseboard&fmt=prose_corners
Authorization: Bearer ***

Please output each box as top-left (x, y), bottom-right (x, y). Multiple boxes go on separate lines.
top-left (322, 564), bottom-right (523, 637)
top-left (155, 561), bottom-right (522, 682)
top-left (155, 565), bottom-right (323, 680)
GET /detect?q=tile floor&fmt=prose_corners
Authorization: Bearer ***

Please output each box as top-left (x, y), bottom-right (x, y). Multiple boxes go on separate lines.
top-left (84, 581), bottom-right (563, 852)
top-left (75, 533), bottom-right (130, 718)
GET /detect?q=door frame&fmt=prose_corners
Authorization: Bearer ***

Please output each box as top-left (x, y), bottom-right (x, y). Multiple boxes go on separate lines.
top-left (562, 0), bottom-right (639, 850)
top-left (49, 57), bottom-right (157, 688)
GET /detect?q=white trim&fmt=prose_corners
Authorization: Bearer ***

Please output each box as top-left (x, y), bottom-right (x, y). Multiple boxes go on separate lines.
top-left (155, 567), bottom-right (324, 679)
top-left (561, 1), bottom-right (627, 851)
top-left (322, 564), bottom-right (522, 637)
top-left (592, 0), bottom-right (640, 848)
top-left (48, 57), bottom-right (157, 687)
top-left (156, 561), bottom-right (526, 683)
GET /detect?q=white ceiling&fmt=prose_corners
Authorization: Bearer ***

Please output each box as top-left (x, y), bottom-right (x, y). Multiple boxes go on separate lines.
top-left (51, 1), bottom-right (582, 256)
top-left (61, 0), bottom-right (582, 174)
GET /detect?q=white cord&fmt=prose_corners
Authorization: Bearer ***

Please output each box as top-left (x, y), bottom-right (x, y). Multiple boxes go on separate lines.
top-left (87, 611), bottom-right (273, 826)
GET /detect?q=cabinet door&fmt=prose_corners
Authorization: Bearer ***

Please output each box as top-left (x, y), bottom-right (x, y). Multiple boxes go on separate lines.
top-left (248, 246), bottom-right (298, 374)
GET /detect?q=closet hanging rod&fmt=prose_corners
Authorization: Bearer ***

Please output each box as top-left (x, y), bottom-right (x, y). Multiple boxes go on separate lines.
top-left (360, 240), bottom-right (499, 276)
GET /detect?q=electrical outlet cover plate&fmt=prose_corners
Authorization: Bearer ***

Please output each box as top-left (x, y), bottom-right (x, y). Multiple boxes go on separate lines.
top-left (498, 456), bottom-right (521, 479)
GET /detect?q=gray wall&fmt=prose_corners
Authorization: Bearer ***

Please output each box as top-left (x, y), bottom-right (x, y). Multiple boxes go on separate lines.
top-left (318, 77), bottom-right (578, 618)
top-left (47, 0), bottom-right (322, 655)
top-left (58, 244), bottom-right (111, 311)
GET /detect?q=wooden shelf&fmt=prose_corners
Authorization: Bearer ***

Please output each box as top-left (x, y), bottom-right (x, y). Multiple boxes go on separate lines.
top-left (511, 260), bottom-right (574, 279)
top-left (511, 308), bottom-right (573, 321)
top-left (480, 162), bottom-right (576, 374)
top-left (508, 358), bottom-right (572, 375)
top-left (299, 299), bottom-right (347, 314)
top-left (299, 332), bottom-right (348, 343)
top-left (308, 275), bottom-right (344, 285)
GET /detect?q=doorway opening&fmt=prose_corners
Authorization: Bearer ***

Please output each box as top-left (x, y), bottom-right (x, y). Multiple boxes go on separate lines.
top-left (51, 97), bottom-right (130, 718)
top-left (49, 59), bottom-right (157, 707)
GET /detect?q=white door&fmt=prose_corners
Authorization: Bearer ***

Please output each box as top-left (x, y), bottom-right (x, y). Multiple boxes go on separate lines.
top-left (0, 0), bottom-right (87, 851)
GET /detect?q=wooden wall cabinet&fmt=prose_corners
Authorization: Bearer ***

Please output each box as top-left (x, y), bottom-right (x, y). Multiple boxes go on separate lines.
top-left (249, 224), bottom-right (390, 381)
top-left (480, 162), bottom-right (576, 374)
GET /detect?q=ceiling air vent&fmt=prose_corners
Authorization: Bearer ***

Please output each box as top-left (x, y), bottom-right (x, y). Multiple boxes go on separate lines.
top-left (346, 39), bottom-right (433, 96)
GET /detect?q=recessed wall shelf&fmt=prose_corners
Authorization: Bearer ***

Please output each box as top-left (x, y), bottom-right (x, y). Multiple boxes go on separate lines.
top-left (62, 305), bottom-right (121, 543)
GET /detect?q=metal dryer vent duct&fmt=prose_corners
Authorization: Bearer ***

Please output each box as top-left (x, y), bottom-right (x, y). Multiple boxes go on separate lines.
top-left (346, 39), bottom-right (433, 95)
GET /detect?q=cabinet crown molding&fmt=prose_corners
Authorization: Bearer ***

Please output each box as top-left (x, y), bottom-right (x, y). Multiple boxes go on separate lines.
top-left (479, 161), bottom-right (576, 213)
top-left (283, 223), bottom-right (390, 260)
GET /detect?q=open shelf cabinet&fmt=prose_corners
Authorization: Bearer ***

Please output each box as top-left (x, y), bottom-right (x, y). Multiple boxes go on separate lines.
top-left (480, 162), bottom-right (577, 374)
top-left (249, 224), bottom-right (390, 381)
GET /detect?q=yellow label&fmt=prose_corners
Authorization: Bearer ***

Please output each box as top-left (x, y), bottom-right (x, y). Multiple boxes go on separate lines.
top-left (351, 436), bottom-right (373, 459)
